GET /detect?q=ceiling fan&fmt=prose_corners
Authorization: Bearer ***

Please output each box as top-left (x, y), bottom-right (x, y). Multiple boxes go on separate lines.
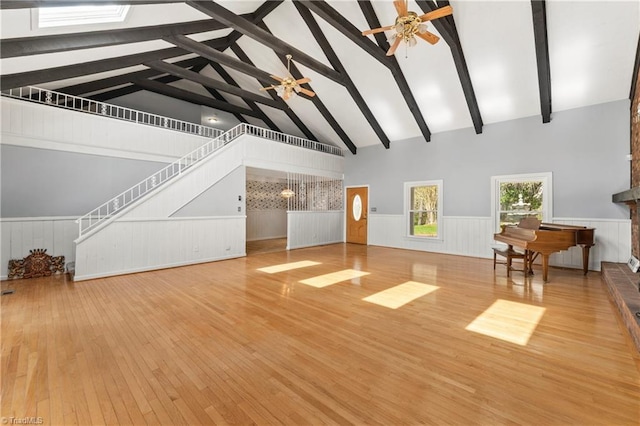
top-left (260, 54), bottom-right (316, 101)
top-left (362, 1), bottom-right (453, 56)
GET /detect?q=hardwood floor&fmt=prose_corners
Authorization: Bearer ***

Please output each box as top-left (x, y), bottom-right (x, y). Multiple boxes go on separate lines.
top-left (246, 238), bottom-right (287, 255)
top-left (2, 243), bottom-right (639, 425)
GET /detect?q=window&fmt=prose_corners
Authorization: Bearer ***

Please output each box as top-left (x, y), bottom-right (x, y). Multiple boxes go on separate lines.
top-left (491, 173), bottom-right (552, 233)
top-left (405, 180), bottom-right (443, 239)
top-left (37, 5), bottom-right (130, 28)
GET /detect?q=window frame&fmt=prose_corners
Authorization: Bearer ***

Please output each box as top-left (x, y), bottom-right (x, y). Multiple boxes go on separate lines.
top-left (34, 5), bottom-right (131, 29)
top-left (490, 172), bottom-right (552, 234)
top-left (404, 180), bottom-right (443, 241)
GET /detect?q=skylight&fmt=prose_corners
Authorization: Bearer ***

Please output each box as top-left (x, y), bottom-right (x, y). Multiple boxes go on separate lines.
top-left (38, 5), bottom-right (130, 28)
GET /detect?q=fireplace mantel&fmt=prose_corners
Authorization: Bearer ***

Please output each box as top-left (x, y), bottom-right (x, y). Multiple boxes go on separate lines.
top-left (612, 187), bottom-right (640, 203)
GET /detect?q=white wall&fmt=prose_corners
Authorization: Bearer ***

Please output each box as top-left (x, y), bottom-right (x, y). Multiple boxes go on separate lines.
top-left (1, 217), bottom-right (78, 280)
top-left (247, 210), bottom-right (287, 241)
top-left (75, 217), bottom-right (245, 281)
top-left (287, 211), bottom-right (344, 250)
top-left (1, 96), bottom-right (211, 162)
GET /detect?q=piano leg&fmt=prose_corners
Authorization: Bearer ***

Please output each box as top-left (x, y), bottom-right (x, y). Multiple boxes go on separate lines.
top-left (542, 254), bottom-right (549, 282)
top-left (581, 245), bottom-right (592, 275)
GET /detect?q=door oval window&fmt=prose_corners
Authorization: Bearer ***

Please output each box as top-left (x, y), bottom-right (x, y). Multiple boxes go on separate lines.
top-left (353, 194), bottom-right (362, 221)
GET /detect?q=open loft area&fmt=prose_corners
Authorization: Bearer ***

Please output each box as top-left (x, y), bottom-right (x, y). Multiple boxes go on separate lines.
top-left (1, 1), bottom-right (640, 425)
top-left (1, 0), bottom-right (638, 151)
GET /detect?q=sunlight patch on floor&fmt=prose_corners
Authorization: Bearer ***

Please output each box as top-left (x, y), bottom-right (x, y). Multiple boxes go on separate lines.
top-left (299, 269), bottom-right (370, 288)
top-left (363, 281), bottom-right (439, 309)
top-left (257, 260), bottom-right (321, 274)
top-left (465, 299), bottom-right (546, 346)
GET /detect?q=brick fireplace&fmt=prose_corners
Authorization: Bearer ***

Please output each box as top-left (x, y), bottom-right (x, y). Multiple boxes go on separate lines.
top-left (607, 71), bottom-right (640, 353)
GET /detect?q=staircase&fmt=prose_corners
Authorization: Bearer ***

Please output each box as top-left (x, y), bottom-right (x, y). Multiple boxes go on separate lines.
top-left (76, 122), bottom-right (343, 239)
top-left (1, 87), bottom-right (344, 281)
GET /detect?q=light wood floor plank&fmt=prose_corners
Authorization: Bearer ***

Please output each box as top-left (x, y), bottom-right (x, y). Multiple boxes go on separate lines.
top-left (2, 243), bottom-right (639, 425)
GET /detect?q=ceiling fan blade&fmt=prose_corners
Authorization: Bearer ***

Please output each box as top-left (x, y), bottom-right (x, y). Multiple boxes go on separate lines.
top-left (416, 30), bottom-right (440, 45)
top-left (259, 85), bottom-right (277, 91)
top-left (362, 25), bottom-right (395, 36)
top-left (295, 77), bottom-right (311, 85)
top-left (298, 87), bottom-right (316, 97)
top-left (386, 35), bottom-right (402, 56)
top-left (393, 0), bottom-right (407, 16)
top-left (418, 5), bottom-right (453, 22)
top-left (270, 74), bottom-right (284, 82)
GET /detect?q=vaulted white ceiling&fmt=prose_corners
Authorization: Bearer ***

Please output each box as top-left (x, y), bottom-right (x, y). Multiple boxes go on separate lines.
top-left (1, 1), bottom-right (639, 154)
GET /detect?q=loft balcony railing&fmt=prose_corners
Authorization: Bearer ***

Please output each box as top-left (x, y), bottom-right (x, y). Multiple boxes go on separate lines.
top-left (76, 123), bottom-right (343, 237)
top-left (1, 86), bottom-right (223, 138)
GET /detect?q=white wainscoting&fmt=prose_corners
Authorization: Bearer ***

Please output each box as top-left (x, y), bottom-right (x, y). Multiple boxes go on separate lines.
top-left (74, 216), bottom-right (245, 281)
top-left (1, 217), bottom-right (78, 280)
top-left (247, 210), bottom-right (287, 241)
top-left (368, 215), bottom-right (630, 272)
top-left (287, 211), bottom-right (344, 250)
top-left (1, 97), bottom-right (209, 162)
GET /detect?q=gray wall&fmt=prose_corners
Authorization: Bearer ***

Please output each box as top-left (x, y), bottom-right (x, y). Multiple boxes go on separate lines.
top-left (109, 90), bottom-right (202, 124)
top-left (172, 166), bottom-right (245, 217)
top-left (1, 145), bottom-right (167, 217)
top-left (345, 100), bottom-right (630, 219)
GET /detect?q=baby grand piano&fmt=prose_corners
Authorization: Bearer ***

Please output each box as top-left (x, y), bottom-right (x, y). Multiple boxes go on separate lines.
top-left (494, 222), bottom-right (595, 282)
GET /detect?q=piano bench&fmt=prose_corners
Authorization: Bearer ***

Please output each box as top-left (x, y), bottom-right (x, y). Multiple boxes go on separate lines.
top-left (493, 247), bottom-right (527, 277)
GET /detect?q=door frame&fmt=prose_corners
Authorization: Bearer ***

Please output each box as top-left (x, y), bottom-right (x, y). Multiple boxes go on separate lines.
top-left (344, 185), bottom-right (370, 244)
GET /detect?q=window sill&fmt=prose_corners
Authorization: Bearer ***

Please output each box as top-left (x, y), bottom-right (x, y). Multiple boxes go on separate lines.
top-left (404, 235), bottom-right (444, 243)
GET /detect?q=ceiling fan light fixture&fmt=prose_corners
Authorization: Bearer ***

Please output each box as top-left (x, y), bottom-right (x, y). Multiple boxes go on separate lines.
top-left (259, 54), bottom-right (316, 101)
top-left (362, 2), bottom-right (453, 56)
top-left (281, 188), bottom-right (295, 198)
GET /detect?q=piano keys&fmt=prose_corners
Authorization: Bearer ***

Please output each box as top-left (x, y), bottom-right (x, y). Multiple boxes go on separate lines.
top-left (494, 222), bottom-right (595, 282)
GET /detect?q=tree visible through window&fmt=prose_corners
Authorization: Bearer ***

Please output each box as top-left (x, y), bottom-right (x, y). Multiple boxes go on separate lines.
top-left (406, 180), bottom-right (442, 238)
top-left (492, 173), bottom-right (552, 232)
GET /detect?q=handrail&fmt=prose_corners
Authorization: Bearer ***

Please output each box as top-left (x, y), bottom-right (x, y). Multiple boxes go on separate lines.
top-left (76, 123), bottom-right (343, 237)
top-left (1, 86), bottom-right (223, 139)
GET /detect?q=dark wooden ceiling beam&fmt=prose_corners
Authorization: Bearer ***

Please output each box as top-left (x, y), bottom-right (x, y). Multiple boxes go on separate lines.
top-left (208, 62), bottom-right (282, 133)
top-left (416, 0), bottom-right (483, 134)
top-left (89, 74), bottom-right (180, 102)
top-left (165, 34), bottom-right (276, 85)
top-left (230, 43), bottom-right (318, 142)
top-left (1, 19), bottom-right (237, 58)
top-left (0, 0), bottom-right (179, 8)
top-left (57, 56), bottom-right (208, 96)
top-left (144, 59), bottom-right (283, 109)
top-left (185, 0), bottom-right (344, 86)
top-left (225, 1), bottom-right (284, 47)
top-left (294, 1), bottom-right (390, 149)
top-left (302, 0), bottom-right (390, 68)
top-left (531, 0), bottom-right (552, 123)
top-left (0, 38), bottom-right (227, 90)
top-left (258, 22), bottom-right (357, 154)
top-left (357, 0), bottom-right (431, 142)
top-left (132, 78), bottom-right (261, 118)
top-left (88, 62), bottom-right (209, 104)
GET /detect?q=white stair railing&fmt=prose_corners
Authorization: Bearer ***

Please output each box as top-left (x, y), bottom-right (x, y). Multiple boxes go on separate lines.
top-left (76, 123), bottom-right (343, 237)
top-left (1, 86), bottom-right (223, 138)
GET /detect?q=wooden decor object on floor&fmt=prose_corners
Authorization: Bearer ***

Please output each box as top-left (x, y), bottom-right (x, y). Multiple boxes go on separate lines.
top-left (8, 248), bottom-right (65, 279)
